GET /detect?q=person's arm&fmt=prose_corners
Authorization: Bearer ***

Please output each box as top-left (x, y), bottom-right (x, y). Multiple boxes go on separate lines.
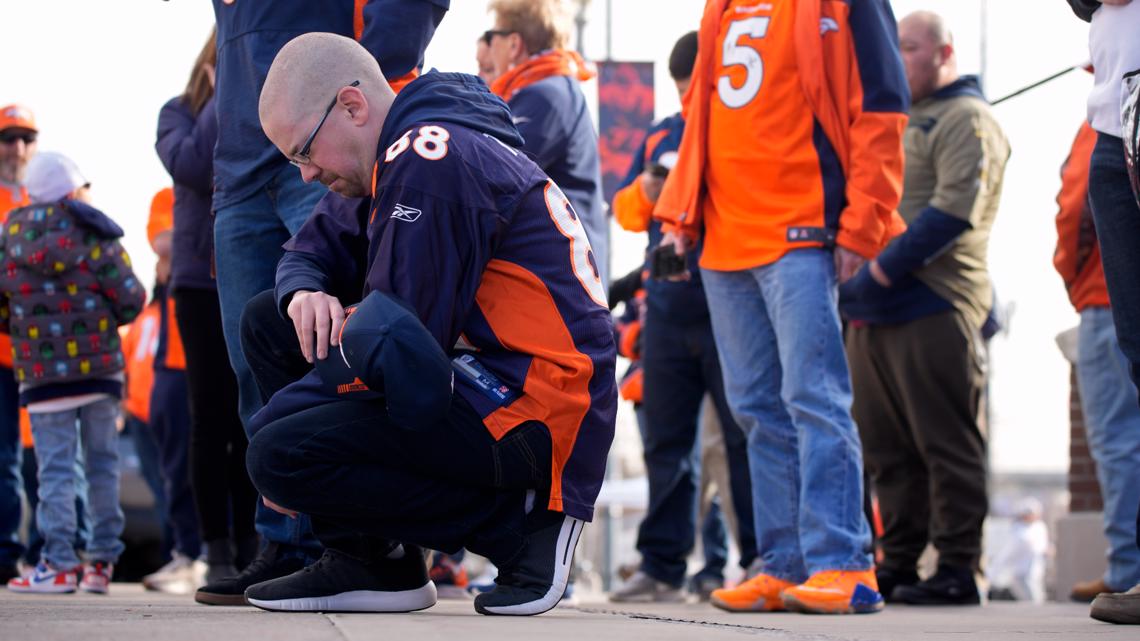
top-left (836, 0), bottom-right (910, 260)
top-left (1067, 0), bottom-right (1102, 21)
top-left (275, 193), bottom-right (370, 362)
top-left (873, 105), bottom-right (1005, 285)
top-left (92, 239), bottom-right (147, 326)
top-left (155, 97), bottom-right (217, 194)
top-left (357, 0), bottom-right (449, 88)
top-left (275, 193), bottom-right (371, 315)
top-left (612, 127), bottom-right (655, 233)
top-left (1053, 123), bottom-right (1098, 288)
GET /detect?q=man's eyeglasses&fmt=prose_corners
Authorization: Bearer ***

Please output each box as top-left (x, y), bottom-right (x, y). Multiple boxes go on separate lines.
top-left (0, 131), bottom-right (36, 145)
top-left (480, 29), bottom-right (513, 45)
top-left (290, 80), bottom-right (360, 167)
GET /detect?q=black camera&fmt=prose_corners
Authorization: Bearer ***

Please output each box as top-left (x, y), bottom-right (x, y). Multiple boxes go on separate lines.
top-left (649, 243), bottom-right (687, 279)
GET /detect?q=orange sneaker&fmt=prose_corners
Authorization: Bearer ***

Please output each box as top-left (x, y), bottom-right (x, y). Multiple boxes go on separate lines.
top-left (781, 570), bottom-right (884, 614)
top-left (710, 573), bottom-right (795, 612)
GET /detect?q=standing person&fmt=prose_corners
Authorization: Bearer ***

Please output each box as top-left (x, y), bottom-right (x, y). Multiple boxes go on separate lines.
top-left (238, 32), bottom-right (615, 615)
top-left (654, 0), bottom-right (909, 615)
top-left (608, 30), bottom-right (756, 604)
top-left (1067, 0), bottom-right (1140, 626)
top-left (138, 189), bottom-right (207, 594)
top-left (2, 153), bottom-right (145, 593)
top-left (155, 28), bottom-right (259, 591)
top-left (841, 11), bottom-right (1010, 606)
top-left (202, 0), bottom-right (449, 604)
top-left (1054, 121), bottom-right (1140, 604)
top-left (0, 104), bottom-right (36, 582)
top-left (485, 0), bottom-right (608, 285)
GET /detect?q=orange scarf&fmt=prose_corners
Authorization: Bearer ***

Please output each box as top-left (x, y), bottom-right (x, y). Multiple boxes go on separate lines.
top-left (491, 49), bottom-right (596, 102)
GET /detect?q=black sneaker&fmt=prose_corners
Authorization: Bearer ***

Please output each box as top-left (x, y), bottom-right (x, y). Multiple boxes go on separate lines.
top-left (244, 545), bottom-right (437, 613)
top-left (195, 543), bottom-right (306, 606)
top-left (474, 509), bottom-right (584, 616)
top-left (876, 566), bottom-right (919, 603)
top-left (891, 564), bottom-right (980, 605)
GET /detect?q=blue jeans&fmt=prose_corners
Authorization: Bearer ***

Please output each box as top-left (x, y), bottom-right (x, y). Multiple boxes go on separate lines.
top-left (0, 367), bottom-right (23, 566)
top-left (701, 249), bottom-right (873, 582)
top-left (213, 163), bottom-right (325, 559)
top-left (1077, 307), bottom-right (1140, 590)
top-left (1088, 133), bottom-right (1140, 394)
top-left (29, 397), bottom-right (124, 567)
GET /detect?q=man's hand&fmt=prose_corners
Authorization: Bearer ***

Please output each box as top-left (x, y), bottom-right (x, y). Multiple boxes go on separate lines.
top-left (868, 259), bottom-right (893, 287)
top-left (1103, 0), bottom-right (1132, 5)
top-left (263, 496), bottom-right (297, 519)
top-left (639, 171), bottom-right (666, 203)
top-left (286, 290), bottom-right (345, 363)
top-left (834, 247), bottom-right (867, 284)
top-left (658, 230), bottom-right (694, 282)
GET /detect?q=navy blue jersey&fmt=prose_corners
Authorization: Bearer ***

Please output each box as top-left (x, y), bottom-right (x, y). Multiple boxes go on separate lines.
top-left (276, 72), bottom-right (617, 521)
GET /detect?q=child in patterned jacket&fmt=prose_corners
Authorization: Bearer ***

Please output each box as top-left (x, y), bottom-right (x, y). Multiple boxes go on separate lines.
top-left (0, 152), bottom-right (145, 594)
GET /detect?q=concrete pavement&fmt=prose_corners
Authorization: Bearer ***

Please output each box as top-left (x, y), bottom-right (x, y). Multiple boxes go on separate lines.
top-left (1, 585), bottom-right (1134, 640)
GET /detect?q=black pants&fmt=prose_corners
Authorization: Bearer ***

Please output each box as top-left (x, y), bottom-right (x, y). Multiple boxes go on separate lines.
top-left (846, 311), bottom-right (988, 571)
top-left (240, 290), bottom-right (551, 565)
top-left (173, 288), bottom-right (257, 545)
top-left (638, 308), bottom-right (756, 586)
top-left (148, 370), bottom-right (201, 557)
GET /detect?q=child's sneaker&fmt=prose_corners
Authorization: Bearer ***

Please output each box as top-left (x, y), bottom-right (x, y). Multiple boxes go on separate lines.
top-left (429, 552), bottom-right (471, 599)
top-left (710, 573), bottom-right (795, 612)
top-left (6, 561), bottom-right (79, 594)
top-left (781, 569), bottom-right (884, 614)
top-left (79, 561), bottom-right (114, 594)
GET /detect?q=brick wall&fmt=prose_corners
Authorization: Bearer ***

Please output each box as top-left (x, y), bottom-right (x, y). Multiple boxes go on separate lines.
top-left (1068, 367), bottom-right (1104, 512)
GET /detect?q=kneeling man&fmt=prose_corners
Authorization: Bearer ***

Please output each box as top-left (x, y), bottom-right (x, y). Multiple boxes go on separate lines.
top-left (242, 32), bottom-right (616, 616)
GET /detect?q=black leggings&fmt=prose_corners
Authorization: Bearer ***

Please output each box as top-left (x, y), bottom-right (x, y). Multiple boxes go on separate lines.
top-left (173, 288), bottom-right (257, 544)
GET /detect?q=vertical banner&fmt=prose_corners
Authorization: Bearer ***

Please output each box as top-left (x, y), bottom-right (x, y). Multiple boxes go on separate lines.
top-left (596, 61), bottom-right (655, 204)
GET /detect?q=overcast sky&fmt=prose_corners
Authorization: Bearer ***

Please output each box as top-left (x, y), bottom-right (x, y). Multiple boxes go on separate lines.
top-left (0, 1), bottom-right (1094, 473)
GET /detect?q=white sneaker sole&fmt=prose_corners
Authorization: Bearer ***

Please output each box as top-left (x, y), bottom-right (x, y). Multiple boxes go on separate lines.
top-left (247, 581), bottom-right (437, 613)
top-left (481, 515), bottom-right (583, 616)
top-left (7, 583), bottom-right (77, 594)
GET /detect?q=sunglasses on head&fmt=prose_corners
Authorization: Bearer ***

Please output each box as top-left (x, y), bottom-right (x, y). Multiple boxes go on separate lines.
top-left (0, 131), bottom-right (36, 145)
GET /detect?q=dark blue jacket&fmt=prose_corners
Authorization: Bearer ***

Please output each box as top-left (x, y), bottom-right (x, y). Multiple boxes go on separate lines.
top-left (211, 0), bottom-right (449, 211)
top-left (510, 74), bottom-right (607, 285)
top-left (267, 72), bottom-right (617, 520)
top-left (839, 77), bottom-right (986, 325)
top-left (156, 96), bottom-right (217, 291)
top-left (615, 113), bottom-right (710, 325)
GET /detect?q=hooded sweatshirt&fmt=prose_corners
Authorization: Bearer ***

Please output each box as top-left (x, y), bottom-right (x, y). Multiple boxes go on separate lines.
top-left (270, 71), bottom-right (617, 521)
top-left (0, 199), bottom-right (145, 405)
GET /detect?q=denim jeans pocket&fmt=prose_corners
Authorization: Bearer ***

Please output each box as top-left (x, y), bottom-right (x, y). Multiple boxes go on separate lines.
top-left (491, 422), bottom-right (551, 489)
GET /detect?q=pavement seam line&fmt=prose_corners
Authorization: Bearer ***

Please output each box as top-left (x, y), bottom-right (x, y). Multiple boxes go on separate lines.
top-left (570, 606), bottom-right (861, 640)
top-left (325, 613), bottom-right (352, 640)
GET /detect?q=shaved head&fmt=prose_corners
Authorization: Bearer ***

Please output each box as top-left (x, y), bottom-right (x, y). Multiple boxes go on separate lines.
top-left (260, 32), bottom-right (397, 197)
top-left (260, 32), bottom-right (388, 128)
top-left (900, 10), bottom-right (952, 48)
top-left (898, 10), bottom-right (958, 103)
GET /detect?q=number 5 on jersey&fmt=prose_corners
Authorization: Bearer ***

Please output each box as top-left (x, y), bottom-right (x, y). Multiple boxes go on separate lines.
top-left (544, 182), bottom-right (607, 307)
top-left (718, 17), bottom-right (770, 109)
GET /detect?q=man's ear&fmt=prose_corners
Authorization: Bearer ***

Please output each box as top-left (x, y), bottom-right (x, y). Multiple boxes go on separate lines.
top-left (340, 85), bottom-right (369, 125)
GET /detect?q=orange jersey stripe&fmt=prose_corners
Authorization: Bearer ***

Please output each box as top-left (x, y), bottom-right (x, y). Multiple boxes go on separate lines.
top-left (476, 259), bottom-right (596, 515)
